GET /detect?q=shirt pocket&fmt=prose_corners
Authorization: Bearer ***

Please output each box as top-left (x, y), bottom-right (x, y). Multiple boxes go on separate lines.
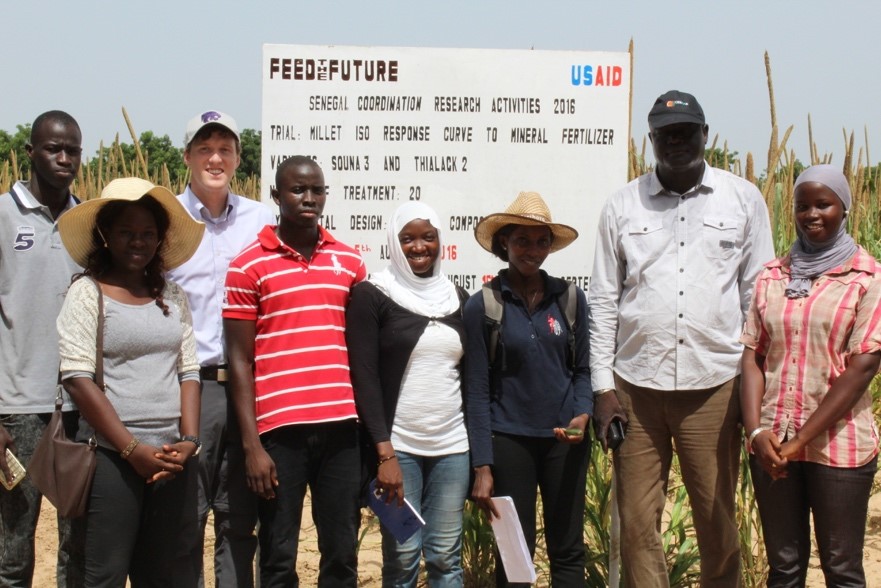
top-left (624, 218), bottom-right (667, 265)
top-left (702, 215), bottom-right (740, 260)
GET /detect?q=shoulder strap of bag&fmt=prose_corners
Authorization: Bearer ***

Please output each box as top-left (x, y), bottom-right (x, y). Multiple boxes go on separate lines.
top-left (89, 277), bottom-right (105, 390)
top-left (555, 282), bottom-right (578, 370)
top-left (481, 277), bottom-right (504, 368)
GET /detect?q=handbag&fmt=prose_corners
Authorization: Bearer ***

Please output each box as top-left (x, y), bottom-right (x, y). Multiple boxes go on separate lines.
top-left (29, 278), bottom-right (104, 519)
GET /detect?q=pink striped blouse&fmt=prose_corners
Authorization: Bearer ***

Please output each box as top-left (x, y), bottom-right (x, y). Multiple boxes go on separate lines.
top-left (741, 247), bottom-right (881, 468)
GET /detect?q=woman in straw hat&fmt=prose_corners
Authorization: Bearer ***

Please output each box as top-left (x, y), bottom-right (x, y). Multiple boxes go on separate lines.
top-left (347, 201), bottom-right (470, 587)
top-left (56, 177), bottom-right (205, 586)
top-left (463, 191), bottom-right (592, 586)
top-left (740, 165), bottom-right (881, 586)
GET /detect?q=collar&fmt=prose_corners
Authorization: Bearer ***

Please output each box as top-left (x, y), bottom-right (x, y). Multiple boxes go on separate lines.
top-left (10, 181), bottom-right (78, 213)
top-left (497, 269), bottom-right (566, 299)
top-left (767, 246), bottom-right (877, 276)
top-left (181, 185), bottom-right (234, 224)
top-left (648, 163), bottom-right (715, 198)
top-left (257, 224), bottom-right (334, 254)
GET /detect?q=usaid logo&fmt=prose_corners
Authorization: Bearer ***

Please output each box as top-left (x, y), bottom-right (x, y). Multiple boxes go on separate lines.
top-left (13, 226), bottom-right (36, 251)
top-left (570, 65), bottom-right (624, 87)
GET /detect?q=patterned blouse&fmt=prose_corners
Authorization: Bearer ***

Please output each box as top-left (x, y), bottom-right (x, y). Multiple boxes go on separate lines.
top-left (741, 247), bottom-right (881, 468)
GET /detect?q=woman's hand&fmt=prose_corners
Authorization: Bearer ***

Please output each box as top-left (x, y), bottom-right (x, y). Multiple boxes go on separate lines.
top-left (127, 443), bottom-right (183, 483)
top-left (376, 457), bottom-right (404, 506)
top-left (752, 430), bottom-right (788, 479)
top-left (157, 441), bottom-right (197, 468)
top-left (244, 445), bottom-right (278, 500)
top-left (554, 413), bottom-right (590, 444)
top-left (471, 465), bottom-right (500, 520)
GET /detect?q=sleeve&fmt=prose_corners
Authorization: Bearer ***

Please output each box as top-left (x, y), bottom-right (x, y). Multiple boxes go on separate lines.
top-left (739, 189), bottom-right (776, 317)
top-left (587, 196), bottom-right (625, 391)
top-left (223, 256), bottom-right (260, 321)
top-left (346, 283), bottom-right (391, 444)
top-left (353, 252), bottom-right (368, 284)
top-left (739, 269), bottom-right (771, 356)
top-left (167, 281), bottom-right (200, 377)
top-left (572, 287), bottom-right (594, 415)
top-left (463, 292), bottom-right (493, 467)
top-left (847, 270), bottom-right (881, 356)
top-left (57, 278), bottom-right (99, 377)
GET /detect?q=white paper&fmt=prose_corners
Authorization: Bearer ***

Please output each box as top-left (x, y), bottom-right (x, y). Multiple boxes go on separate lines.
top-left (489, 496), bottom-right (537, 583)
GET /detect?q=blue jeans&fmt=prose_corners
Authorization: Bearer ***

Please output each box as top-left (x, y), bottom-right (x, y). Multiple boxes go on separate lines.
top-left (750, 454), bottom-right (877, 587)
top-left (380, 451), bottom-right (469, 588)
top-left (257, 420), bottom-right (361, 588)
top-left (0, 411), bottom-right (85, 588)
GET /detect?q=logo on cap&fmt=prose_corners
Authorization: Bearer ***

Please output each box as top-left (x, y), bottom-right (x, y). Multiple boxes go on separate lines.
top-left (666, 100), bottom-right (689, 108)
top-left (201, 111), bottom-right (222, 123)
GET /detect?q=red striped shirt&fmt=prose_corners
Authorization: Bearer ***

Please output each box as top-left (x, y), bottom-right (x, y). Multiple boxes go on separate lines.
top-left (741, 247), bottom-right (881, 467)
top-left (224, 225), bottom-right (366, 434)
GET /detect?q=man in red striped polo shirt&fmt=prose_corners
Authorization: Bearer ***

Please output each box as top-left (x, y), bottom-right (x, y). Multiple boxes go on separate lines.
top-left (224, 156), bottom-right (366, 587)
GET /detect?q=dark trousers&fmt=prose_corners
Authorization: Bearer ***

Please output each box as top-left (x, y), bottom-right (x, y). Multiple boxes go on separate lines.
top-left (258, 420), bottom-right (361, 588)
top-left (750, 454), bottom-right (877, 587)
top-left (0, 411), bottom-right (85, 588)
top-left (192, 379), bottom-right (257, 588)
top-left (491, 433), bottom-right (590, 587)
top-left (84, 447), bottom-right (200, 588)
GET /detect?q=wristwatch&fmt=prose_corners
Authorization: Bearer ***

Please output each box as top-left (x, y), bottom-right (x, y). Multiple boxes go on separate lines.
top-left (180, 435), bottom-right (202, 456)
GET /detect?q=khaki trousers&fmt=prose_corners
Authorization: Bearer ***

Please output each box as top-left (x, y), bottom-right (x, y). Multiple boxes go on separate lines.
top-left (613, 376), bottom-right (742, 588)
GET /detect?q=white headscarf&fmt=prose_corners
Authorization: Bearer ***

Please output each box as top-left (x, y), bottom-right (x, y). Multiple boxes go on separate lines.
top-left (369, 202), bottom-right (460, 317)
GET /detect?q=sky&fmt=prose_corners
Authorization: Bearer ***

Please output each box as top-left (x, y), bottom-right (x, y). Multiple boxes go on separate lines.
top-left (4, 1), bottom-right (879, 171)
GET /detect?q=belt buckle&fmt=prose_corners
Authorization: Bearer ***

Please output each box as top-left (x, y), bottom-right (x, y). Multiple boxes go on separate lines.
top-left (217, 368), bottom-right (229, 383)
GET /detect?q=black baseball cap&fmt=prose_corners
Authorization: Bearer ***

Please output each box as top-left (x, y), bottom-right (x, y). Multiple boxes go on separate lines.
top-left (647, 91), bottom-right (705, 129)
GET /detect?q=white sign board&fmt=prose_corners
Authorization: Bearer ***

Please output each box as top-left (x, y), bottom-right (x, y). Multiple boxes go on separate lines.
top-left (261, 44), bottom-right (630, 291)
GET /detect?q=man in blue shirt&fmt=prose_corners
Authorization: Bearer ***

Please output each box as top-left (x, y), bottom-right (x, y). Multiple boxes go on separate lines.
top-left (167, 111), bottom-right (275, 588)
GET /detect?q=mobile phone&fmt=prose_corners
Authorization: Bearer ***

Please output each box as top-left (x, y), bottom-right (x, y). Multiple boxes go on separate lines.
top-left (606, 419), bottom-right (626, 451)
top-left (0, 449), bottom-right (26, 490)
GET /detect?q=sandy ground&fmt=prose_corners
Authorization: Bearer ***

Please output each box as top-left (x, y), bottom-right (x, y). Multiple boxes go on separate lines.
top-left (32, 481), bottom-right (881, 586)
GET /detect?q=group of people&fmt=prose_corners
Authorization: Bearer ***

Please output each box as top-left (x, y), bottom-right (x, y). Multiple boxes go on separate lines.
top-left (0, 89), bottom-right (877, 588)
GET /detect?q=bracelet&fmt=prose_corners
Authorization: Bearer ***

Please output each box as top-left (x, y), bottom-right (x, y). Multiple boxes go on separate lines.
top-left (747, 427), bottom-right (765, 448)
top-left (594, 388), bottom-right (616, 396)
top-left (120, 437), bottom-right (140, 460)
top-left (377, 454), bottom-right (397, 467)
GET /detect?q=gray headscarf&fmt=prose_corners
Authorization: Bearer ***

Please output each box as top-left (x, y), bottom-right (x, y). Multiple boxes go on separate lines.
top-left (786, 164), bottom-right (858, 298)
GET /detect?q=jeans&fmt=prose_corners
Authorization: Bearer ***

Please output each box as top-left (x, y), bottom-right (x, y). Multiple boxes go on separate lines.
top-left (491, 433), bottom-right (590, 587)
top-left (613, 376), bottom-right (742, 588)
top-left (750, 454), bottom-right (877, 587)
top-left (0, 411), bottom-right (85, 588)
top-left (380, 451), bottom-right (469, 588)
top-left (192, 380), bottom-right (258, 588)
top-left (84, 447), bottom-right (200, 588)
top-left (257, 420), bottom-right (361, 588)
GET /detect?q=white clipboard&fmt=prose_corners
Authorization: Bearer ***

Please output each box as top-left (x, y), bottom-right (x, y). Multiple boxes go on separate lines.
top-left (489, 496), bottom-right (537, 583)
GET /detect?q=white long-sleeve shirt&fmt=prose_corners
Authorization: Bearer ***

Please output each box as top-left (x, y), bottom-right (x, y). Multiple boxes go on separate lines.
top-left (588, 164), bottom-right (774, 391)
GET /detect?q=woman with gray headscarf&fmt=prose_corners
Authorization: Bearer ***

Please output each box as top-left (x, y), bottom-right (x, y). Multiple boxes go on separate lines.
top-left (740, 164), bottom-right (881, 586)
top-left (346, 202), bottom-right (470, 587)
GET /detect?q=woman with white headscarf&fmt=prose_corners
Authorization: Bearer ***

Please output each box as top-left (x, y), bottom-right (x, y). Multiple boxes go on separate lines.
top-left (347, 202), bottom-right (469, 588)
top-left (740, 164), bottom-right (881, 586)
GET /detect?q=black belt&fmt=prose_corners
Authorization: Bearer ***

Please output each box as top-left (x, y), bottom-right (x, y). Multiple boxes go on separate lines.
top-left (200, 365), bottom-right (229, 383)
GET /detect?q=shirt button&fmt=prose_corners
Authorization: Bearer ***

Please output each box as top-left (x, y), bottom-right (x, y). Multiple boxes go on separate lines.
top-left (680, 242), bottom-right (685, 246)
top-left (679, 291), bottom-right (684, 296)
top-left (681, 195), bottom-right (686, 200)
top-left (678, 339), bottom-right (684, 344)
top-left (643, 227), bottom-right (648, 231)
top-left (680, 216), bottom-right (685, 221)
top-left (678, 313), bottom-right (683, 318)
top-left (531, 334), bottom-right (535, 339)
top-left (679, 268), bottom-right (684, 273)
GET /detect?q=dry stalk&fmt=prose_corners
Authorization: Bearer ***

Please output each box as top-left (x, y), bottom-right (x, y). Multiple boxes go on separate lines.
top-left (122, 107), bottom-right (148, 176)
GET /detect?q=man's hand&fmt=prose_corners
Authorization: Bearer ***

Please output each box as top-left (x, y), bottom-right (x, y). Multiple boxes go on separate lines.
top-left (0, 425), bottom-right (16, 483)
top-left (592, 391), bottom-right (629, 451)
top-left (244, 445), bottom-right (279, 500)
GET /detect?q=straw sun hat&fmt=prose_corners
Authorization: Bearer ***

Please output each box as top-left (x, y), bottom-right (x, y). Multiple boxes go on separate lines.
top-left (474, 191), bottom-right (578, 254)
top-left (58, 178), bottom-right (205, 270)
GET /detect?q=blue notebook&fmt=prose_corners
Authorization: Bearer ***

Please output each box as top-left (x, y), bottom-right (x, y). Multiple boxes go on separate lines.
top-left (367, 479), bottom-right (426, 544)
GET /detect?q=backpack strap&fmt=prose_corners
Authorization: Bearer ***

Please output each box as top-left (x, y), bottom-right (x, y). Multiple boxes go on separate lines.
top-left (554, 281), bottom-right (579, 370)
top-left (481, 277), bottom-right (505, 368)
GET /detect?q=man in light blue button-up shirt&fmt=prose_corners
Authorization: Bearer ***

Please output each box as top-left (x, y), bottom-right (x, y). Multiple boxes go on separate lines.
top-left (167, 111), bottom-right (275, 588)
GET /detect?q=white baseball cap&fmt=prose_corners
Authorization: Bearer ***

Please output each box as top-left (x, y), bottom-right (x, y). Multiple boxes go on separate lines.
top-left (184, 110), bottom-right (240, 147)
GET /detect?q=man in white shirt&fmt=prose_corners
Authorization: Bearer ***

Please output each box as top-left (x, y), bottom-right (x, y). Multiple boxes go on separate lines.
top-left (588, 91), bottom-right (775, 587)
top-left (167, 111), bottom-right (275, 588)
